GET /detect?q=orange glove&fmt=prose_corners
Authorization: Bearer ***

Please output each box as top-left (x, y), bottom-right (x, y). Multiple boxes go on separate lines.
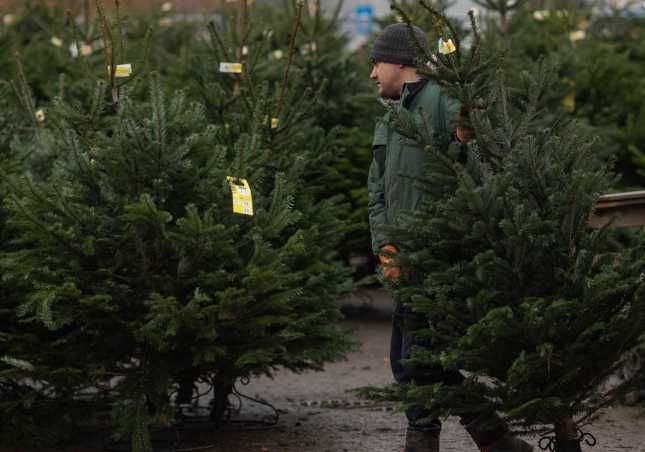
top-left (456, 104), bottom-right (472, 143)
top-left (456, 126), bottom-right (469, 143)
top-left (379, 245), bottom-right (400, 281)
top-left (456, 104), bottom-right (486, 143)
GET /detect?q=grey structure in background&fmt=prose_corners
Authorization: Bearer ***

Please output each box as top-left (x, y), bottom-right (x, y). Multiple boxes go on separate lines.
top-left (325, 0), bottom-right (478, 50)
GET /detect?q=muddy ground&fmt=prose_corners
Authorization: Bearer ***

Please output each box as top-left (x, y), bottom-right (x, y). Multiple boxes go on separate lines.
top-left (8, 291), bottom-right (645, 452)
top-left (197, 309), bottom-right (645, 452)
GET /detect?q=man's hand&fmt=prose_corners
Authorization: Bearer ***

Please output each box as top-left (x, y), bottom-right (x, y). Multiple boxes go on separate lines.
top-left (379, 244), bottom-right (400, 281)
top-left (456, 104), bottom-right (473, 143)
top-left (456, 104), bottom-right (487, 143)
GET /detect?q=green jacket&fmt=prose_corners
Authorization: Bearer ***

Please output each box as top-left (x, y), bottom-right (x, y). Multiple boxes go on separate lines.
top-left (368, 78), bottom-right (459, 253)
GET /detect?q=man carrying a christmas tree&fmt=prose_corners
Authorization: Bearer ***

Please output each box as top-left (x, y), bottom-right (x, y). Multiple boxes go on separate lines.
top-left (367, 23), bottom-right (534, 452)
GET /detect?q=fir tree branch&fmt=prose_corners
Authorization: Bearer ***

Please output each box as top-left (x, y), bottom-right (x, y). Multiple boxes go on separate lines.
top-left (276, 0), bottom-right (304, 119)
top-left (89, 80), bottom-right (107, 123)
top-left (467, 9), bottom-right (481, 67)
top-left (118, 26), bottom-right (153, 89)
top-left (10, 52), bottom-right (38, 128)
top-left (149, 73), bottom-right (167, 183)
top-left (233, 0), bottom-right (250, 97)
top-left (82, 0), bottom-right (91, 38)
top-left (96, 0), bottom-right (118, 109)
top-left (312, 0), bottom-right (321, 35)
top-left (207, 21), bottom-right (231, 62)
top-left (114, 0), bottom-right (125, 63)
top-left (419, 0), bottom-right (462, 62)
top-left (326, 0), bottom-right (343, 35)
top-left (58, 73), bottom-right (66, 100)
top-left (65, 9), bottom-right (96, 82)
top-left (4, 185), bottom-right (84, 259)
top-left (246, 29), bottom-right (270, 76)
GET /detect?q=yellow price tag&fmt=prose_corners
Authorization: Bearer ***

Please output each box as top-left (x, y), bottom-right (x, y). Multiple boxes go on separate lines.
top-left (271, 118), bottom-right (279, 129)
top-left (80, 44), bottom-right (93, 56)
top-left (438, 38), bottom-right (456, 55)
top-left (227, 177), bottom-right (254, 216)
top-left (108, 64), bottom-right (132, 78)
top-left (219, 62), bottom-right (243, 73)
top-left (562, 91), bottom-right (575, 112)
top-left (569, 30), bottom-right (586, 43)
top-left (51, 36), bottom-right (63, 47)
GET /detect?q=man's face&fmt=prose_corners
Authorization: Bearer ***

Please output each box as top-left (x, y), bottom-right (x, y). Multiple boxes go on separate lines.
top-left (370, 61), bottom-right (404, 99)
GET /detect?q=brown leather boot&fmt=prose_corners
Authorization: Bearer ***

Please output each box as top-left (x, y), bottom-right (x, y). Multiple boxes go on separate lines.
top-left (462, 414), bottom-right (533, 452)
top-left (404, 428), bottom-right (440, 452)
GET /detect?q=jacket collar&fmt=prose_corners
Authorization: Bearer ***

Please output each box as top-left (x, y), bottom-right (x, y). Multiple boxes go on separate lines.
top-left (400, 77), bottom-right (429, 109)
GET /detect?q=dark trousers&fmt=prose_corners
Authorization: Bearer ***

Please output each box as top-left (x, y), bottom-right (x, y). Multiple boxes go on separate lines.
top-left (390, 304), bottom-right (506, 445)
top-left (390, 304), bottom-right (461, 431)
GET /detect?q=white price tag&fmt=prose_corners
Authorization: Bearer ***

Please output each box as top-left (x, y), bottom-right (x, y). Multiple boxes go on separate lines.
top-left (219, 62), bottom-right (243, 73)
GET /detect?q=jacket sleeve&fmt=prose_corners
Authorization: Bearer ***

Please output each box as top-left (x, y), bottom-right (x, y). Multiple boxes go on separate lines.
top-left (368, 120), bottom-right (389, 254)
top-left (440, 93), bottom-right (461, 141)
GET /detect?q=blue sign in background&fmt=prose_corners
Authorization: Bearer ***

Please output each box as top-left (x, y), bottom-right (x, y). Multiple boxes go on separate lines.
top-left (352, 4), bottom-right (374, 36)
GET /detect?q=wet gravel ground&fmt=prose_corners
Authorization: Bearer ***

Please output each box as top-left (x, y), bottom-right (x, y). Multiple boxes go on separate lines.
top-left (200, 316), bottom-right (645, 452)
top-left (9, 293), bottom-right (645, 452)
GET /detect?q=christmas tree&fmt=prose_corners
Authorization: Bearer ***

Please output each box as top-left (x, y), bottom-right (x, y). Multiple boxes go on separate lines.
top-left (0, 0), bottom-right (110, 103)
top-left (1, 0), bottom-right (378, 275)
top-left (0, 1), bottom-right (352, 449)
top-left (362, 3), bottom-right (645, 450)
top-left (479, 0), bottom-right (645, 187)
top-left (0, 51), bottom-right (88, 446)
top-left (185, 0), bottom-right (379, 272)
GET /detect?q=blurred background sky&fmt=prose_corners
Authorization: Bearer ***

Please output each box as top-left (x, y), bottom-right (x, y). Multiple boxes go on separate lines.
top-left (335, 0), bottom-right (476, 48)
top-left (0, 0), bottom-right (478, 49)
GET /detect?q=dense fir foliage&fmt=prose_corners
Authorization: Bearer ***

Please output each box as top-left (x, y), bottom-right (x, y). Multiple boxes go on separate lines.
top-left (0, 62), bottom-right (48, 446)
top-left (481, 0), bottom-right (645, 188)
top-left (361, 2), bottom-right (645, 439)
top-left (1, 0), bottom-right (645, 448)
top-left (185, 0), bottom-right (378, 267)
top-left (0, 1), bottom-right (353, 448)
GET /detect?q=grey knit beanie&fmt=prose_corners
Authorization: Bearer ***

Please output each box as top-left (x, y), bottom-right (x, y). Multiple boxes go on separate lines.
top-left (370, 23), bottom-right (429, 67)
